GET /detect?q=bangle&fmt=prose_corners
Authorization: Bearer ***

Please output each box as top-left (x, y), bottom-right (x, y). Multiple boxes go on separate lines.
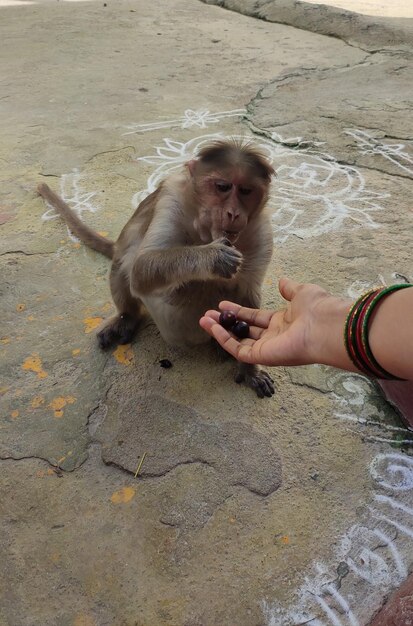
top-left (344, 284), bottom-right (413, 380)
top-left (344, 289), bottom-right (380, 376)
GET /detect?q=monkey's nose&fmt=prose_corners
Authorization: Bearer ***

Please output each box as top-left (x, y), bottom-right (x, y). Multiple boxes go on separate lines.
top-left (226, 211), bottom-right (238, 221)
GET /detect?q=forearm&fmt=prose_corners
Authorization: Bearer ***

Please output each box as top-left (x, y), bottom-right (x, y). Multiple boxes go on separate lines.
top-left (131, 246), bottom-right (213, 295)
top-left (368, 287), bottom-right (413, 380)
top-left (313, 288), bottom-right (413, 380)
top-left (311, 295), bottom-right (359, 373)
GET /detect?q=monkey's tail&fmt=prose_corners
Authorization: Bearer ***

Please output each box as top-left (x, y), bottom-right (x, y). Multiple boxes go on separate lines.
top-left (37, 183), bottom-right (114, 259)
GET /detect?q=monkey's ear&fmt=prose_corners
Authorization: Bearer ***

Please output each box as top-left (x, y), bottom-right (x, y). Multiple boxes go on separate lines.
top-left (185, 159), bottom-right (198, 177)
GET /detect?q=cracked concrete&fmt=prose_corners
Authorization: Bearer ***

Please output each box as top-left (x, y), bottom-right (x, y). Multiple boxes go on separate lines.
top-left (100, 394), bottom-right (282, 496)
top-left (1, 0), bottom-right (413, 625)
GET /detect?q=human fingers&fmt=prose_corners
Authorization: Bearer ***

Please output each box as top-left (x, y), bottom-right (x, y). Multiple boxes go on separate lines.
top-left (278, 277), bottom-right (303, 302)
top-left (218, 301), bottom-right (273, 329)
top-left (202, 309), bottom-right (221, 323)
top-left (199, 317), bottom-right (256, 363)
top-left (202, 310), bottom-right (265, 340)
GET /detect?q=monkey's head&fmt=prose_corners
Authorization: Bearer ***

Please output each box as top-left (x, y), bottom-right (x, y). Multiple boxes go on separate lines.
top-left (187, 139), bottom-right (274, 243)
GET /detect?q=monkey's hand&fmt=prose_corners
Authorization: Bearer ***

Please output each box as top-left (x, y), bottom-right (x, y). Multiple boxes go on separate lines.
top-left (210, 238), bottom-right (243, 279)
top-left (235, 364), bottom-right (275, 398)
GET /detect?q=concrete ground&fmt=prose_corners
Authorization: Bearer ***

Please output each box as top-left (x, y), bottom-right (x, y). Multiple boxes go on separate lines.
top-left (0, 1), bottom-right (412, 625)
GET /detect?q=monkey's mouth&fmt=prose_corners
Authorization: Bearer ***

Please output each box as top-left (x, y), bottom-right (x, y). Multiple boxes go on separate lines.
top-left (223, 230), bottom-right (239, 244)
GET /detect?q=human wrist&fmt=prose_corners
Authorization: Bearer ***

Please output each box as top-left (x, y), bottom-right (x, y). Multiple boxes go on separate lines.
top-left (309, 294), bottom-right (359, 372)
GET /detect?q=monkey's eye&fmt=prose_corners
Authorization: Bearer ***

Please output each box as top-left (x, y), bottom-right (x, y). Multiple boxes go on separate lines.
top-left (215, 181), bottom-right (232, 193)
top-left (239, 187), bottom-right (252, 196)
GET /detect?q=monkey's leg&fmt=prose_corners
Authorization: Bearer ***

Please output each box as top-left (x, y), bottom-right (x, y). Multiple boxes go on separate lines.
top-left (97, 262), bottom-right (144, 350)
top-left (233, 290), bottom-right (275, 398)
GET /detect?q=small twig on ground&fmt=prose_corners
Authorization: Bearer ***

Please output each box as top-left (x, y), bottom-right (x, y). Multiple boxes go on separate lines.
top-left (134, 452), bottom-right (147, 478)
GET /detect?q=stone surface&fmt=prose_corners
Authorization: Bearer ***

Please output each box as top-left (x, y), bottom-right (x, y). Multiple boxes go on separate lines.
top-left (101, 394), bottom-right (282, 497)
top-left (1, 0), bottom-right (413, 625)
top-left (248, 59), bottom-right (413, 179)
top-left (201, 0), bottom-right (413, 50)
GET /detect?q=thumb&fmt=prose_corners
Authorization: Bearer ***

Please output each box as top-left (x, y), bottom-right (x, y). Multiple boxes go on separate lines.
top-left (278, 277), bottom-right (302, 302)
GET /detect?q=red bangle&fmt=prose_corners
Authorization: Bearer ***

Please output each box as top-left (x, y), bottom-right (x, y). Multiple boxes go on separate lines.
top-left (344, 284), bottom-right (412, 380)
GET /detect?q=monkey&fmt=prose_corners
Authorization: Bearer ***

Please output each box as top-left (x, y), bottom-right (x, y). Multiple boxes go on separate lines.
top-left (37, 139), bottom-right (276, 397)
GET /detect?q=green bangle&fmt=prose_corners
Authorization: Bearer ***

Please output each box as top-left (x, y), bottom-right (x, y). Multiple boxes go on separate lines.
top-left (361, 283), bottom-right (413, 380)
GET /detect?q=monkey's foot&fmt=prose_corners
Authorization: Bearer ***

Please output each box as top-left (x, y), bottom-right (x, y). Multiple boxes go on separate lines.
top-left (97, 313), bottom-right (140, 350)
top-left (235, 366), bottom-right (275, 398)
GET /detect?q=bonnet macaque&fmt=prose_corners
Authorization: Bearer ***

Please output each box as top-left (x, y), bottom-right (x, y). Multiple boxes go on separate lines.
top-left (38, 139), bottom-right (275, 397)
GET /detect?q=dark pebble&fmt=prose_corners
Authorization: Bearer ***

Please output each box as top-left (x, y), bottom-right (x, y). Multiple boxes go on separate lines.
top-left (159, 359), bottom-right (173, 369)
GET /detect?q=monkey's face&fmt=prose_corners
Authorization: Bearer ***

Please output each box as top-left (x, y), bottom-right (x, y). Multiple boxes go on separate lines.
top-left (194, 168), bottom-right (269, 244)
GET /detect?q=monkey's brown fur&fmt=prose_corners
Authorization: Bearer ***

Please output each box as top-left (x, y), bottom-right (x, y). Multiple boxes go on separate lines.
top-left (38, 139), bottom-right (276, 397)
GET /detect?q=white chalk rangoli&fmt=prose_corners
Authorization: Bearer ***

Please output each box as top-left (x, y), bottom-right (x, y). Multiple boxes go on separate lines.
top-left (344, 128), bottom-right (413, 176)
top-left (132, 133), bottom-right (388, 243)
top-left (122, 108), bottom-right (246, 135)
top-left (262, 452), bottom-right (413, 626)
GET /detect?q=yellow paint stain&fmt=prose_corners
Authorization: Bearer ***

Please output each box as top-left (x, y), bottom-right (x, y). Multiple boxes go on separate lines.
top-left (281, 535), bottom-right (290, 544)
top-left (97, 231), bottom-right (109, 237)
top-left (36, 469), bottom-right (58, 478)
top-left (110, 486), bottom-right (136, 504)
top-left (1, 337), bottom-right (10, 344)
top-left (72, 242), bottom-right (81, 249)
top-left (67, 450), bottom-right (73, 457)
top-left (11, 410), bottom-right (19, 419)
top-left (31, 395), bottom-right (45, 409)
top-left (50, 551), bottom-right (61, 564)
top-left (113, 344), bottom-right (133, 366)
top-left (49, 396), bottom-right (76, 418)
top-left (60, 239), bottom-right (66, 244)
top-left (16, 303), bottom-right (26, 312)
top-left (27, 315), bottom-right (35, 322)
top-left (22, 353), bottom-right (48, 379)
top-left (57, 455), bottom-right (66, 464)
top-left (72, 348), bottom-right (81, 356)
top-left (101, 302), bottom-right (113, 312)
top-left (83, 317), bottom-right (103, 334)
top-left (73, 613), bottom-right (97, 626)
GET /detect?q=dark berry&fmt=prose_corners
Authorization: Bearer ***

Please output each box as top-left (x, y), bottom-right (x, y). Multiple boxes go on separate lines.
top-left (232, 321), bottom-right (249, 339)
top-left (219, 310), bottom-right (237, 330)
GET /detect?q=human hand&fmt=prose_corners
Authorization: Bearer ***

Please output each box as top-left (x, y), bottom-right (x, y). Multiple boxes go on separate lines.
top-left (200, 277), bottom-right (352, 368)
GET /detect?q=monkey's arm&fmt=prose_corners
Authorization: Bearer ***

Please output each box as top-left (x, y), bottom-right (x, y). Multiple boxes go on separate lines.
top-left (129, 239), bottom-right (242, 297)
top-left (122, 207), bottom-right (242, 296)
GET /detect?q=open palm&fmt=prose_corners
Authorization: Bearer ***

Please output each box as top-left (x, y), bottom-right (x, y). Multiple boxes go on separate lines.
top-left (199, 279), bottom-right (332, 367)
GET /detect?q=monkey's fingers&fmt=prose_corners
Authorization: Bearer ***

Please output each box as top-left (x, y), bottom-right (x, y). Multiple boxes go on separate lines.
top-left (218, 301), bottom-right (273, 329)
